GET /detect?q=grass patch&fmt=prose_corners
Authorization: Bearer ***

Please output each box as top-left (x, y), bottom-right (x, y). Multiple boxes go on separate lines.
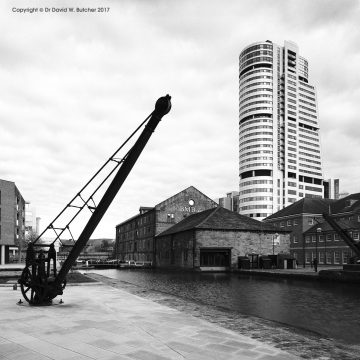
top-left (66, 271), bottom-right (98, 283)
top-left (0, 272), bottom-right (97, 284)
top-left (0, 277), bottom-right (18, 284)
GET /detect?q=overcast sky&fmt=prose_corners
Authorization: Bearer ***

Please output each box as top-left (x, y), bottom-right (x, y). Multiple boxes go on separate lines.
top-left (1, 0), bottom-right (359, 239)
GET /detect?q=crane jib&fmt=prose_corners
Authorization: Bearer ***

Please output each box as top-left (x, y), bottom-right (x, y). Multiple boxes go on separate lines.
top-left (18, 95), bottom-right (172, 306)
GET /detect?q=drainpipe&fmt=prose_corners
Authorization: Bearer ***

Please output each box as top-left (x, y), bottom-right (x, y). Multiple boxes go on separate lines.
top-left (0, 245), bottom-right (5, 265)
top-left (193, 230), bottom-right (196, 269)
top-left (303, 234), bottom-right (306, 268)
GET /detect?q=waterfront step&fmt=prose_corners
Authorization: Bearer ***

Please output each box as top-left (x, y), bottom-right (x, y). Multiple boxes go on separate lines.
top-left (343, 264), bottom-right (360, 272)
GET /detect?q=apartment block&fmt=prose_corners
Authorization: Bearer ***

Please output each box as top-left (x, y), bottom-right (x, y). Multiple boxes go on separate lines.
top-left (239, 40), bottom-right (323, 220)
top-left (0, 179), bottom-right (26, 264)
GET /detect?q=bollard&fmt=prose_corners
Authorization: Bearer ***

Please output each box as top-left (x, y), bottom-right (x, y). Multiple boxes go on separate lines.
top-left (13, 284), bottom-right (17, 290)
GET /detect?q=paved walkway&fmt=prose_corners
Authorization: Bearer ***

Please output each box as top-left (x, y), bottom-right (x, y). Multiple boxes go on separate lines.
top-left (0, 284), bottom-right (299, 360)
top-left (0, 264), bottom-right (24, 269)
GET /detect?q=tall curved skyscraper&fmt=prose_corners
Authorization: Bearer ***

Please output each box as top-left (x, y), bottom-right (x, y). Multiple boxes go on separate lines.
top-left (239, 40), bottom-right (323, 220)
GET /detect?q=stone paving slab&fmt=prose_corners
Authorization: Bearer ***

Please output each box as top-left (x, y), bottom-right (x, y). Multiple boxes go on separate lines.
top-left (0, 285), bottom-right (300, 360)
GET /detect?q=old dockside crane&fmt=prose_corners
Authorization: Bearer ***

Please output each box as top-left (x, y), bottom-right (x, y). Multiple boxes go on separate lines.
top-left (18, 95), bottom-right (172, 305)
top-left (322, 212), bottom-right (360, 262)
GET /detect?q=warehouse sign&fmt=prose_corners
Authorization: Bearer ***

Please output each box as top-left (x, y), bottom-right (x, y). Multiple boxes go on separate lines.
top-left (179, 206), bottom-right (203, 213)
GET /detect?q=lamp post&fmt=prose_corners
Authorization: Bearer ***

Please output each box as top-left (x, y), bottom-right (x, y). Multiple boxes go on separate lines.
top-left (316, 227), bottom-right (321, 266)
top-left (272, 234), bottom-right (275, 255)
top-left (324, 232), bottom-right (327, 266)
top-left (272, 233), bottom-right (279, 255)
top-left (272, 233), bottom-right (279, 269)
top-left (303, 234), bottom-right (306, 268)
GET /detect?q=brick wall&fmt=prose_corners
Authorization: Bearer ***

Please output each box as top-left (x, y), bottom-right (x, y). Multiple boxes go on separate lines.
top-left (156, 229), bottom-right (290, 269)
top-left (0, 180), bottom-right (25, 264)
top-left (195, 230), bottom-right (290, 268)
top-left (116, 187), bottom-right (217, 262)
top-left (155, 230), bottom-right (195, 269)
top-left (155, 187), bottom-right (217, 235)
top-left (266, 214), bottom-right (324, 265)
top-left (0, 180), bottom-right (26, 247)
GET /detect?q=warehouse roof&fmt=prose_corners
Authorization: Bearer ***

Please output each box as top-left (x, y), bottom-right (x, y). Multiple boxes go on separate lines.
top-left (329, 193), bottom-right (360, 214)
top-left (157, 206), bottom-right (283, 237)
top-left (265, 198), bottom-right (335, 220)
top-left (304, 218), bottom-right (360, 234)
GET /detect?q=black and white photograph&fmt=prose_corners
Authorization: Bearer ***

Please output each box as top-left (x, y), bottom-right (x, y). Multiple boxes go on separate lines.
top-left (1, 0), bottom-right (360, 359)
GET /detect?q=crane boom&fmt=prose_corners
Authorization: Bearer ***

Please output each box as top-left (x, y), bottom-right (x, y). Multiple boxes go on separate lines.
top-left (322, 212), bottom-right (360, 258)
top-left (18, 95), bottom-right (171, 305)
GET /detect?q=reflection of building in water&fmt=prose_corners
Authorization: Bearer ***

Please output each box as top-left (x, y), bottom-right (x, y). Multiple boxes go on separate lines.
top-left (115, 186), bottom-right (218, 263)
top-left (0, 179), bottom-right (26, 264)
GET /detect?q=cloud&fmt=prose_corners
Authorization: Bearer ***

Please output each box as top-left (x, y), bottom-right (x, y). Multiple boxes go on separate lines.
top-left (0, 0), bottom-right (359, 237)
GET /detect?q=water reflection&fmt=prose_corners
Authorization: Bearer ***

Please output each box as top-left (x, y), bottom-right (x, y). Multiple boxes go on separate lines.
top-left (87, 269), bottom-right (360, 344)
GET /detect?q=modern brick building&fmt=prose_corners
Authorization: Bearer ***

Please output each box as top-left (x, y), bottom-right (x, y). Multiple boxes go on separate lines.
top-left (303, 220), bottom-right (359, 266)
top-left (155, 206), bottom-right (290, 270)
top-left (115, 186), bottom-right (218, 263)
top-left (0, 179), bottom-right (26, 264)
top-left (239, 40), bottom-right (323, 221)
top-left (264, 193), bottom-right (360, 266)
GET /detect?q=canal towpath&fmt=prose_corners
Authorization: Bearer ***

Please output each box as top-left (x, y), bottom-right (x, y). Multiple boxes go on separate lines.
top-left (0, 279), bottom-right (299, 360)
top-left (2, 264), bottom-right (360, 359)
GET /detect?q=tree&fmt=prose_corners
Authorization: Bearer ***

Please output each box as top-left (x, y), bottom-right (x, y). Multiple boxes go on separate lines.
top-left (101, 239), bottom-right (109, 250)
top-left (16, 229), bottom-right (38, 263)
top-left (26, 230), bottom-right (38, 244)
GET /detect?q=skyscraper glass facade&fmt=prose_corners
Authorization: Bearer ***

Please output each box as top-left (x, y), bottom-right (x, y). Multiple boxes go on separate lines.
top-left (239, 40), bottom-right (323, 220)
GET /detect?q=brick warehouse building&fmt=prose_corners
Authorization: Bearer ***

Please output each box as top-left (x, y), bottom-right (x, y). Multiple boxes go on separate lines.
top-left (0, 179), bottom-right (26, 264)
top-left (303, 220), bottom-right (359, 266)
top-left (155, 207), bottom-right (290, 270)
top-left (264, 193), bottom-right (360, 266)
top-left (115, 186), bottom-right (218, 263)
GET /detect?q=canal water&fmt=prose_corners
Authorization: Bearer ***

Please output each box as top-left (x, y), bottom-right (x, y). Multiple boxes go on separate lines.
top-left (87, 269), bottom-right (360, 344)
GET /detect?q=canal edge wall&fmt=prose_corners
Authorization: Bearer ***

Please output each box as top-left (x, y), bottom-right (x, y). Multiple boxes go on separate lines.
top-left (234, 269), bottom-right (360, 284)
